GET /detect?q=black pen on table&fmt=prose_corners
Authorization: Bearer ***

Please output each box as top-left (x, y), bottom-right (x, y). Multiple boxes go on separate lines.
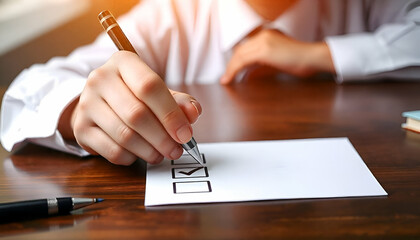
top-left (0, 197), bottom-right (103, 222)
top-left (98, 10), bottom-right (204, 165)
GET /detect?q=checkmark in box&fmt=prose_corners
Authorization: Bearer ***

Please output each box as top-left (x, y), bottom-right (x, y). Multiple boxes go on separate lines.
top-left (172, 167), bottom-right (209, 179)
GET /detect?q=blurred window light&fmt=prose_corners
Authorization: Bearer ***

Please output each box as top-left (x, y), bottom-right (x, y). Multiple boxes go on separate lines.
top-left (0, 0), bottom-right (90, 55)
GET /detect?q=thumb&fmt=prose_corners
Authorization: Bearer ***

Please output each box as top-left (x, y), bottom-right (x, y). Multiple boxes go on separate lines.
top-left (170, 90), bottom-right (202, 124)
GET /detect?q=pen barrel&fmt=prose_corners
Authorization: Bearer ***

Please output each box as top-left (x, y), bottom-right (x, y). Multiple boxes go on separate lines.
top-left (0, 198), bottom-right (74, 222)
top-left (0, 199), bottom-right (49, 220)
top-left (98, 10), bottom-right (137, 54)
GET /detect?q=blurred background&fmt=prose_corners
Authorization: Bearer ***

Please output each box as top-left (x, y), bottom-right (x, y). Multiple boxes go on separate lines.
top-left (0, 0), bottom-right (139, 157)
top-left (0, 0), bottom-right (139, 87)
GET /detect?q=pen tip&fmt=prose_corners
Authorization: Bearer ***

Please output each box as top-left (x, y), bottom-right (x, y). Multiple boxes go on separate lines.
top-left (95, 198), bottom-right (104, 203)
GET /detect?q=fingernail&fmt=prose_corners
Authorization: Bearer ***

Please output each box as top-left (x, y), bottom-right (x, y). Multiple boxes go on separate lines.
top-left (176, 124), bottom-right (192, 143)
top-left (190, 100), bottom-right (201, 116)
top-left (169, 145), bottom-right (183, 159)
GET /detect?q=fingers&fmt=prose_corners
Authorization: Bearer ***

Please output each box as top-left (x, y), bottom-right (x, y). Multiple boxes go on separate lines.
top-left (74, 84), bottom-right (168, 165)
top-left (99, 73), bottom-right (184, 161)
top-left (221, 39), bottom-right (262, 84)
top-left (76, 126), bottom-right (140, 166)
top-left (73, 96), bottom-right (140, 166)
top-left (113, 52), bottom-right (193, 144)
top-left (91, 98), bottom-right (168, 163)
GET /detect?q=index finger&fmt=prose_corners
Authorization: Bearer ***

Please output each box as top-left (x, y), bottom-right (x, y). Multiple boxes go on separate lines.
top-left (113, 51), bottom-right (193, 144)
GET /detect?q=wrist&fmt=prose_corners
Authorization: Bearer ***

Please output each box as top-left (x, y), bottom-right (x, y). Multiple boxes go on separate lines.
top-left (307, 41), bottom-right (336, 74)
top-left (58, 97), bottom-right (79, 140)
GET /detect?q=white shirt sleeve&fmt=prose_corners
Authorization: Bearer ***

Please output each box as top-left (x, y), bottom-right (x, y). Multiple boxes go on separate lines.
top-left (0, 6), bottom-right (147, 155)
top-left (326, 1), bottom-right (420, 83)
top-left (0, 41), bottom-right (115, 155)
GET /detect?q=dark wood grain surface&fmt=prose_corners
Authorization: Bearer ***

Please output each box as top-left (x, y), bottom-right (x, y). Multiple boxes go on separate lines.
top-left (0, 78), bottom-right (420, 239)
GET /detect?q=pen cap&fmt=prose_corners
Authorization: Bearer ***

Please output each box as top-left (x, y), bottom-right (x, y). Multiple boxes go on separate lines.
top-left (98, 10), bottom-right (137, 54)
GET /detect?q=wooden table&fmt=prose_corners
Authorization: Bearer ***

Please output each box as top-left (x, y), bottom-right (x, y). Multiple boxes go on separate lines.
top-left (0, 78), bottom-right (420, 239)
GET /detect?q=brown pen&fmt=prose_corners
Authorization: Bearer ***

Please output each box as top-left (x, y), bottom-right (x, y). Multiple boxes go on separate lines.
top-left (97, 10), bottom-right (204, 165)
top-left (98, 10), bottom-right (136, 53)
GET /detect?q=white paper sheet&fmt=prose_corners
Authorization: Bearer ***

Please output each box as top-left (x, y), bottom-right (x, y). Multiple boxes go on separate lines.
top-left (145, 138), bottom-right (387, 206)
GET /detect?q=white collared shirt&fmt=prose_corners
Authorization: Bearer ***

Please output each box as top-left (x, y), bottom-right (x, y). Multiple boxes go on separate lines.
top-left (1, 0), bottom-right (420, 155)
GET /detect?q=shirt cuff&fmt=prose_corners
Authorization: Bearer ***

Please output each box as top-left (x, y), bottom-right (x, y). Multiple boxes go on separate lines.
top-left (1, 77), bottom-right (88, 156)
top-left (325, 34), bottom-right (393, 83)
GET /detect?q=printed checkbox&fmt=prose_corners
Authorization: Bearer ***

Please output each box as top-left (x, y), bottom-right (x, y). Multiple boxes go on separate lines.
top-left (171, 153), bottom-right (206, 165)
top-left (172, 167), bottom-right (209, 179)
top-left (173, 181), bottom-right (212, 194)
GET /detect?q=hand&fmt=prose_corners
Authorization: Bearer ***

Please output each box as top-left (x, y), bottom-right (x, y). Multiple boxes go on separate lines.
top-left (220, 29), bottom-right (335, 84)
top-left (58, 51), bottom-right (202, 165)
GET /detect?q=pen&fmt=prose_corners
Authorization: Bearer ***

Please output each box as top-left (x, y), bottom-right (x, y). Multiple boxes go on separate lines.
top-left (98, 10), bottom-right (204, 165)
top-left (0, 197), bottom-right (103, 222)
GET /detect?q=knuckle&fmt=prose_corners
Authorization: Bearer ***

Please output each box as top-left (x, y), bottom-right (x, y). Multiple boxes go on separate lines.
top-left (74, 131), bottom-right (86, 148)
top-left (125, 102), bottom-right (149, 126)
top-left (161, 107), bottom-right (180, 126)
top-left (76, 97), bottom-right (89, 112)
top-left (72, 121), bottom-right (84, 138)
top-left (116, 125), bottom-right (135, 145)
top-left (111, 50), bottom-right (125, 59)
top-left (260, 29), bottom-right (275, 41)
top-left (137, 73), bottom-right (164, 97)
top-left (73, 116), bottom-right (89, 140)
top-left (106, 145), bottom-right (126, 165)
top-left (73, 126), bottom-right (92, 152)
top-left (261, 30), bottom-right (271, 39)
top-left (112, 50), bottom-right (135, 61)
top-left (87, 68), bottom-right (107, 87)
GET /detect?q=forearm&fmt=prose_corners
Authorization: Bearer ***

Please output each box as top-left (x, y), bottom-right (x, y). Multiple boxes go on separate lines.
top-left (274, 38), bottom-right (336, 77)
top-left (305, 41), bottom-right (336, 75)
